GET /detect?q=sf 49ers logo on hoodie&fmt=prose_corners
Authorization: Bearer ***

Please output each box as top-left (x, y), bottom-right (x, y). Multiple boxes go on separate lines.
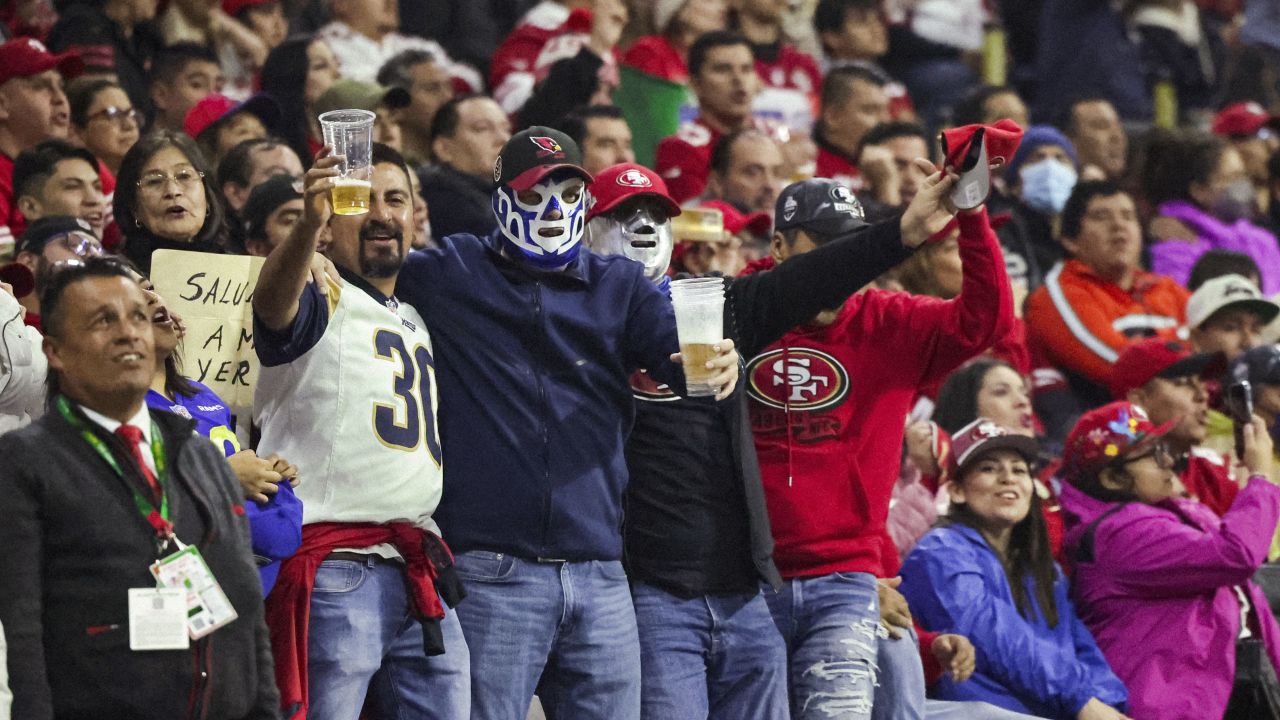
top-left (747, 349), bottom-right (850, 411)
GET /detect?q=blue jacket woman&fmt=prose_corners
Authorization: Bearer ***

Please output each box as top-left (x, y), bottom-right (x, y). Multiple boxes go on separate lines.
top-left (901, 418), bottom-right (1128, 720)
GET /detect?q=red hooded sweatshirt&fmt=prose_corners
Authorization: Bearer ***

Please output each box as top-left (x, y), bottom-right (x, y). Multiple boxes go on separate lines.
top-left (742, 208), bottom-right (1014, 580)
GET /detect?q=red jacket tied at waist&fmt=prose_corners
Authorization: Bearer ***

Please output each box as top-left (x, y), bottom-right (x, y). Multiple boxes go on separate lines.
top-left (265, 522), bottom-right (459, 718)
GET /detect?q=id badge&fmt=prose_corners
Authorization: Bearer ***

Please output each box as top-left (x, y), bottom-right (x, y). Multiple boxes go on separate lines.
top-left (150, 545), bottom-right (238, 639)
top-left (128, 588), bottom-right (189, 651)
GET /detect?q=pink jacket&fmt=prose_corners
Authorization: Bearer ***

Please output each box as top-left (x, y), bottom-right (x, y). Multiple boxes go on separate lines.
top-left (1061, 478), bottom-right (1280, 719)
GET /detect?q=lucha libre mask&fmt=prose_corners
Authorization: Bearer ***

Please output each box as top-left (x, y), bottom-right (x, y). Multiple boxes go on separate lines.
top-left (585, 201), bottom-right (674, 283)
top-left (492, 174), bottom-right (588, 270)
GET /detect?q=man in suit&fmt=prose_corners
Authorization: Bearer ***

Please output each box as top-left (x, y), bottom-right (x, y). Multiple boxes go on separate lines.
top-left (0, 256), bottom-right (278, 719)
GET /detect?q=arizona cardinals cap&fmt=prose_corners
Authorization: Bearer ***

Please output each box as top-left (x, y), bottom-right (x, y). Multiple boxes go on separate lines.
top-left (587, 163), bottom-right (681, 221)
top-left (940, 119), bottom-right (1024, 210)
top-left (493, 126), bottom-right (591, 191)
top-left (774, 178), bottom-right (867, 237)
top-left (0, 37), bottom-right (83, 86)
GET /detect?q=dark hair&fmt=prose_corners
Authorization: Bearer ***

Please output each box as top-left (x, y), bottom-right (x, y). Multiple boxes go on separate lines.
top-left (933, 358), bottom-right (1020, 436)
top-left (813, 0), bottom-right (879, 37)
top-left (820, 64), bottom-right (886, 112)
top-left (13, 139), bottom-right (100, 201)
top-left (709, 127), bottom-right (771, 177)
top-left (1268, 147), bottom-right (1280, 182)
top-left (860, 121), bottom-right (931, 159)
top-left (945, 484), bottom-right (1060, 627)
top-left (556, 105), bottom-right (625, 148)
top-left (259, 35), bottom-right (318, 166)
top-left (1140, 130), bottom-right (1227, 207)
top-left (39, 255), bottom-right (135, 339)
top-left (148, 42), bottom-right (220, 89)
top-left (952, 85), bottom-right (1019, 127)
top-left (1059, 179), bottom-right (1126, 240)
top-left (372, 142), bottom-right (413, 190)
top-left (377, 48), bottom-right (437, 89)
top-left (429, 93), bottom-right (486, 145)
top-left (215, 136), bottom-right (293, 189)
top-left (68, 77), bottom-right (124, 128)
top-left (688, 30), bottom-right (751, 78)
top-left (1187, 249), bottom-right (1262, 291)
top-left (1065, 97), bottom-right (1116, 136)
top-left (114, 130), bottom-right (226, 246)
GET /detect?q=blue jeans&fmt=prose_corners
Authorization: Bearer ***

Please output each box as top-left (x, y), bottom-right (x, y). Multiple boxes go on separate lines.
top-left (766, 572), bottom-right (884, 719)
top-left (631, 582), bottom-right (789, 719)
top-left (307, 556), bottom-right (470, 720)
top-left (452, 551), bottom-right (641, 720)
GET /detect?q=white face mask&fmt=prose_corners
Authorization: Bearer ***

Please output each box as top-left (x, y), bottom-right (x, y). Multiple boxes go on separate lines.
top-left (1019, 159), bottom-right (1078, 214)
top-left (492, 176), bottom-right (587, 269)
top-left (585, 203), bottom-right (674, 283)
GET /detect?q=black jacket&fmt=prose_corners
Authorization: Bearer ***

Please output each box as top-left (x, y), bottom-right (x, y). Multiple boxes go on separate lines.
top-left (417, 163), bottom-right (497, 241)
top-left (623, 218), bottom-right (913, 596)
top-left (0, 403), bottom-right (279, 720)
top-left (47, 4), bottom-right (160, 119)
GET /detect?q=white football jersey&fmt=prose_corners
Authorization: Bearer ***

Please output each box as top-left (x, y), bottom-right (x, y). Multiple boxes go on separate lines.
top-left (255, 278), bottom-right (442, 533)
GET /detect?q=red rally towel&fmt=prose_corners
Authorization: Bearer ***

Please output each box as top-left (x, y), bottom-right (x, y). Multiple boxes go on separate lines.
top-left (265, 522), bottom-right (454, 719)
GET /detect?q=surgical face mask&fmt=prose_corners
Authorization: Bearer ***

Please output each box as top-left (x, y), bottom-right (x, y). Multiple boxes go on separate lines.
top-left (1211, 178), bottom-right (1258, 223)
top-left (585, 203), bottom-right (674, 283)
top-left (492, 175), bottom-right (587, 270)
top-left (1019, 159), bottom-right (1078, 214)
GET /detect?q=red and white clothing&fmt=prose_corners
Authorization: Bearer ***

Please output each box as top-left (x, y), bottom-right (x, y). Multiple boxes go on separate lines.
top-left (621, 34), bottom-right (687, 83)
top-left (743, 209), bottom-right (1013, 579)
top-left (814, 138), bottom-right (865, 193)
top-left (0, 153), bottom-right (14, 257)
top-left (317, 21), bottom-right (481, 91)
top-left (490, 1), bottom-right (606, 114)
top-left (654, 116), bottom-right (778, 204)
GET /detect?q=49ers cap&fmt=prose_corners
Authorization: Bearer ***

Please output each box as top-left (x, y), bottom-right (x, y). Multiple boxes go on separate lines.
top-left (493, 126), bottom-right (591, 191)
top-left (587, 163), bottom-right (681, 221)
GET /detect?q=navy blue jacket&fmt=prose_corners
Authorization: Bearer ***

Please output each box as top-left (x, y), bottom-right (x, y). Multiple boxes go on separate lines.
top-left (900, 524), bottom-right (1127, 719)
top-left (395, 233), bottom-right (690, 561)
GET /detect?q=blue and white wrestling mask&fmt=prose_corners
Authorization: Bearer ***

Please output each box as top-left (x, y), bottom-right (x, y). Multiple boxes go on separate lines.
top-left (493, 173), bottom-right (588, 270)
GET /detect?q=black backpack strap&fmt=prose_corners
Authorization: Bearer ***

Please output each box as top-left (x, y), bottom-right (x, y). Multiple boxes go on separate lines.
top-left (1075, 503), bottom-right (1130, 564)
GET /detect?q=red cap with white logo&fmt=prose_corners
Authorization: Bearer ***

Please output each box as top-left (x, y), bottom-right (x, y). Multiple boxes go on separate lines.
top-left (0, 37), bottom-right (83, 86)
top-left (586, 163), bottom-right (682, 222)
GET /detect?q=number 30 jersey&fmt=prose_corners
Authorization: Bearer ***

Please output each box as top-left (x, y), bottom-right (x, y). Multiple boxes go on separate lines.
top-left (253, 271), bottom-right (442, 534)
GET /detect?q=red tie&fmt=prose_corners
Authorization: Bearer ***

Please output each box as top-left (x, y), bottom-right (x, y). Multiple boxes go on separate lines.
top-left (115, 424), bottom-right (160, 497)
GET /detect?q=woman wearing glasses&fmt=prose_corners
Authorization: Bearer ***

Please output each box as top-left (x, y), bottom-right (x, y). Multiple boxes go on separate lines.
top-left (114, 130), bottom-right (227, 274)
top-left (68, 78), bottom-right (141, 177)
top-left (1060, 401), bottom-right (1280, 719)
top-left (899, 419), bottom-right (1129, 720)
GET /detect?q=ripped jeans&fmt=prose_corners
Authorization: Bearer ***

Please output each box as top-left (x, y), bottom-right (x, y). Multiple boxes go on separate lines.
top-left (765, 572), bottom-right (885, 719)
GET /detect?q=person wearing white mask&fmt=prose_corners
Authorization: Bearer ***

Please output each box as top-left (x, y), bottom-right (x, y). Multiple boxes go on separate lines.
top-left (995, 126), bottom-right (1080, 296)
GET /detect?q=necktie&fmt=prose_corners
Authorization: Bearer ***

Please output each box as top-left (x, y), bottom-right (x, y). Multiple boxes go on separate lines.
top-left (115, 424), bottom-right (160, 497)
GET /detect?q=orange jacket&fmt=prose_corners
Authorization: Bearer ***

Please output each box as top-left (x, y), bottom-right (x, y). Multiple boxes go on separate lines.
top-left (1025, 260), bottom-right (1189, 384)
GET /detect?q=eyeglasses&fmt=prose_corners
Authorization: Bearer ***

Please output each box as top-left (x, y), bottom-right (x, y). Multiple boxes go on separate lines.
top-left (87, 106), bottom-right (141, 127)
top-left (137, 168), bottom-right (205, 194)
top-left (1124, 441), bottom-right (1175, 470)
top-left (48, 230), bottom-right (103, 259)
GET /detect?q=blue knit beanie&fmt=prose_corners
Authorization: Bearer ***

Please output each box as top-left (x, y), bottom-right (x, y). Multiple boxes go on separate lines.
top-left (1006, 125), bottom-right (1079, 179)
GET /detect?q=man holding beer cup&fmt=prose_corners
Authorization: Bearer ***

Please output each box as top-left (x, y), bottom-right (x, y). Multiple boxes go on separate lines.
top-left (391, 127), bottom-right (740, 720)
top-left (582, 161), bottom-right (969, 718)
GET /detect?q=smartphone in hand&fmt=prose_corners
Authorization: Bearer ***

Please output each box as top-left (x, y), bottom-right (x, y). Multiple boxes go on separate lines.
top-left (1226, 381), bottom-right (1254, 461)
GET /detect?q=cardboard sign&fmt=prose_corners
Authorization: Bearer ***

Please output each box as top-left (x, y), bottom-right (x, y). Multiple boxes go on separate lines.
top-left (150, 250), bottom-right (263, 408)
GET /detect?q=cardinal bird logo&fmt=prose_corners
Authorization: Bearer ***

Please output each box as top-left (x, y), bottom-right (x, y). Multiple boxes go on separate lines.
top-left (530, 136), bottom-right (564, 158)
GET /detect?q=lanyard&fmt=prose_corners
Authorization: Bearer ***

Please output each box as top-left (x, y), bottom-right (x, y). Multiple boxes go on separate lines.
top-left (55, 395), bottom-right (173, 541)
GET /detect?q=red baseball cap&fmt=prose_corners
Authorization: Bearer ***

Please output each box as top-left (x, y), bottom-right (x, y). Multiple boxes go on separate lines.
top-left (586, 163), bottom-right (681, 222)
top-left (1108, 338), bottom-right (1227, 399)
top-left (0, 37), bottom-right (83, 86)
top-left (940, 119), bottom-right (1024, 210)
top-left (1062, 401), bottom-right (1176, 483)
top-left (1211, 102), bottom-right (1279, 138)
top-left (184, 93), bottom-right (280, 140)
top-left (223, 0), bottom-right (277, 15)
top-left (947, 418), bottom-right (1040, 480)
top-left (699, 199), bottom-right (770, 237)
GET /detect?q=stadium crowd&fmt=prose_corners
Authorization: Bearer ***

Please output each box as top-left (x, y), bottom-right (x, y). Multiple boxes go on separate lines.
top-left (4, 0), bottom-right (1280, 719)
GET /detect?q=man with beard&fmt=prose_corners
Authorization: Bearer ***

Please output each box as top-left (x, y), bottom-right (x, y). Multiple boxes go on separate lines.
top-left (252, 143), bottom-right (468, 719)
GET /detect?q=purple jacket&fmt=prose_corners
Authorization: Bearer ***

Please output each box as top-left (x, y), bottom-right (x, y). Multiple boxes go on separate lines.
top-left (1061, 478), bottom-right (1280, 719)
top-left (1150, 201), bottom-right (1280, 295)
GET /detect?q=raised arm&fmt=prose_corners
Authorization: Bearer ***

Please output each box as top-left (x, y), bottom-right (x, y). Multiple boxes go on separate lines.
top-left (731, 161), bottom-right (958, 356)
top-left (252, 150), bottom-right (340, 332)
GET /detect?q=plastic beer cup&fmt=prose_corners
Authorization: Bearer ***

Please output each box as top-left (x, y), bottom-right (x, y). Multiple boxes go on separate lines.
top-left (319, 109), bottom-right (375, 215)
top-left (670, 278), bottom-right (726, 397)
